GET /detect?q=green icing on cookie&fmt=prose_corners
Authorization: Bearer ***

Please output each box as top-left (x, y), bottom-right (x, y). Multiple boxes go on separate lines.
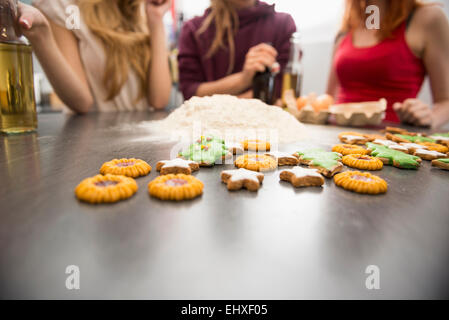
top-left (436, 158), bottom-right (449, 164)
top-left (432, 133), bottom-right (449, 138)
top-left (296, 149), bottom-right (342, 170)
top-left (180, 136), bottom-right (228, 165)
top-left (366, 143), bottom-right (420, 169)
top-left (394, 134), bottom-right (435, 143)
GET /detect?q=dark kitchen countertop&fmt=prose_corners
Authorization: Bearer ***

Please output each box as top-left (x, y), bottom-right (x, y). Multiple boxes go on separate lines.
top-left (1, 111), bottom-right (448, 299)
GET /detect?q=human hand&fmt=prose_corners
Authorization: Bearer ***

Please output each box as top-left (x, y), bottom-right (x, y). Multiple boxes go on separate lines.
top-left (146, 0), bottom-right (171, 29)
top-left (241, 43), bottom-right (278, 86)
top-left (393, 98), bottom-right (433, 127)
top-left (17, 2), bottom-right (50, 42)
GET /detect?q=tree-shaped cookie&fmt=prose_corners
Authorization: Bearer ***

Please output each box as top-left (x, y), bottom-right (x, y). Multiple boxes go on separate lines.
top-left (366, 142), bottom-right (421, 169)
top-left (295, 149), bottom-right (343, 177)
top-left (179, 135), bottom-right (230, 166)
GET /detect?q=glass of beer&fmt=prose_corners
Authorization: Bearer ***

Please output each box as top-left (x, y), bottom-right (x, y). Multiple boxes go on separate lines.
top-left (0, 0), bottom-right (37, 134)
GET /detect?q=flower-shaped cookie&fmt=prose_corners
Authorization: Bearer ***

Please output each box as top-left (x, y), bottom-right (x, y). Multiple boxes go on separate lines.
top-left (148, 174), bottom-right (204, 201)
top-left (334, 171), bottom-right (388, 195)
top-left (235, 154), bottom-right (277, 172)
top-left (100, 158), bottom-right (151, 178)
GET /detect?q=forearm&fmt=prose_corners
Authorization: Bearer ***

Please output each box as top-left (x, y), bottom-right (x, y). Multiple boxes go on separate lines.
top-left (432, 100), bottom-right (449, 129)
top-left (30, 29), bottom-right (93, 114)
top-left (147, 23), bottom-right (171, 109)
top-left (196, 72), bottom-right (250, 97)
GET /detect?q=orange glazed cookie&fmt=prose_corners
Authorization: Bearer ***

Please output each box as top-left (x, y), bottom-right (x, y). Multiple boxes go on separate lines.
top-left (242, 139), bottom-right (271, 151)
top-left (235, 154), bottom-right (277, 172)
top-left (75, 174), bottom-right (138, 204)
top-left (342, 154), bottom-right (383, 171)
top-left (221, 168), bottom-right (264, 191)
top-left (417, 142), bottom-right (449, 154)
top-left (334, 171), bottom-right (388, 195)
top-left (100, 158), bottom-right (151, 178)
top-left (156, 158), bottom-right (199, 175)
top-left (280, 167), bottom-right (324, 188)
top-left (332, 144), bottom-right (369, 156)
top-left (148, 174), bottom-right (204, 201)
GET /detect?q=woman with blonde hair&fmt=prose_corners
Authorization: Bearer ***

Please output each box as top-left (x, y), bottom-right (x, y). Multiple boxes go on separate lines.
top-left (17, 0), bottom-right (172, 113)
top-left (178, 0), bottom-right (296, 100)
top-left (327, 0), bottom-right (449, 127)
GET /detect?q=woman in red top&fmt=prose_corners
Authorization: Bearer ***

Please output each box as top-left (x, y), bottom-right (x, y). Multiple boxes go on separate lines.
top-left (327, 0), bottom-right (449, 128)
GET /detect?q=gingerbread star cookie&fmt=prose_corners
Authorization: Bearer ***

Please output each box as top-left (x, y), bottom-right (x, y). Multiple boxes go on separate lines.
top-left (156, 158), bottom-right (199, 175)
top-left (338, 132), bottom-right (370, 145)
top-left (100, 158), bottom-right (152, 178)
top-left (366, 142), bottom-right (421, 169)
top-left (398, 142), bottom-right (428, 154)
top-left (280, 167), bottom-right (324, 188)
top-left (295, 149), bottom-right (343, 178)
top-left (413, 149), bottom-right (448, 161)
top-left (265, 151), bottom-right (299, 166)
top-left (431, 158), bottom-right (449, 171)
top-left (221, 168), bottom-right (264, 191)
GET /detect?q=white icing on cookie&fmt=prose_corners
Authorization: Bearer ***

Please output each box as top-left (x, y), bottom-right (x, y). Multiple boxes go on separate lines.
top-left (225, 142), bottom-right (244, 152)
top-left (342, 135), bottom-right (366, 141)
top-left (389, 144), bottom-right (409, 152)
top-left (400, 143), bottom-right (428, 150)
top-left (431, 135), bottom-right (449, 142)
top-left (415, 149), bottom-right (446, 157)
top-left (373, 139), bottom-right (398, 147)
top-left (160, 158), bottom-right (197, 169)
top-left (222, 168), bottom-right (263, 183)
top-left (265, 152), bottom-right (297, 160)
top-left (281, 167), bottom-right (322, 179)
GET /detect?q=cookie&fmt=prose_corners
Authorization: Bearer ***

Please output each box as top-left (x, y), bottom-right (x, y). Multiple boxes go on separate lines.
top-left (332, 144), bottom-right (369, 156)
top-left (398, 142), bottom-right (428, 154)
top-left (225, 141), bottom-right (244, 155)
top-left (417, 142), bottom-right (448, 153)
top-left (382, 126), bottom-right (410, 135)
top-left (295, 149), bottom-right (343, 178)
top-left (371, 139), bottom-right (409, 153)
top-left (431, 158), bottom-right (449, 170)
top-left (413, 149), bottom-right (448, 161)
top-left (179, 135), bottom-right (230, 166)
top-left (100, 158), bottom-right (152, 178)
top-left (265, 151), bottom-right (299, 166)
top-left (338, 132), bottom-right (370, 145)
top-left (342, 154), bottom-right (384, 170)
top-left (221, 168), bottom-right (264, 191)
top-left (430, 133), bottom-right (449, 147)
top-left (366, 142), bottom-right (421, 169)
top-left (243, 139), bottom-right (271, 152)
top-left (279, 167), bottom-right (325, 188)
top-left (334, 171), bottom-right (388, 195)
top-left (75, 174), bottom-right (138, 204)
top-left (235, 154), bottom-right (277, 172)
top-left (156, 158), bottom-right (199, 175)
top-left (387, 133), bottom-right (435, 144)
top-left (148, 174), bottom-right (204, 201)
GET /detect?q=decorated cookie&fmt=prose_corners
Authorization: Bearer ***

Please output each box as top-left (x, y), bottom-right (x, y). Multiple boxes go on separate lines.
top-left (387, 133), bottom-right (436, 144)
top-left (366, 142), bottom-right (421, 169)
top-left (364, 134), bottom-right (386, 141)
top-left (265, 151), bottom-right (300, 166)
top-left (179, 135), bottom-right (230, 166)
top-left (243, 139), bottom-right (271, 151)
top-left (235, 154), bottom-right (277, 172)
top-left (388, 144), bottom-right (410, 153)
top-left (383, 126), bottom-right (410, 135)
top-left (75, 174), bottom-right (138, 204)
top-left (148, 174), bottom-right (204, 201)
top-left (342, 154), bottom-right (384, 171)
top-left (338, 132), bottom-right (370, 145)
top-left (372, 139), bottom-right (400, 147)
top-left (295, 149), bottom-right (343, 178)
top-left (221, 168), bottom-right (264, 191)
top-left (417, 142), bottom-right (449, 154)
top-left (156, 158), bottom-right (199, 175)
top-left (100, 158), bottom-right (152, 178)
top-left (431, 158), bottom-right (449, 171)
top-left (225, 141), bottom-right (244, 155)
top-left (413, 149), bottom-right (448, 161)
top-left (398, 142), bottom-right (428, 154)
top-left (332, 144), bottom-right (369, 156)
top-left (279, 167), bottom-right (325, 188)
top-left (430, 133), bottom-right (449, 146)
top-left (334, 171), bottom-right (388, 195)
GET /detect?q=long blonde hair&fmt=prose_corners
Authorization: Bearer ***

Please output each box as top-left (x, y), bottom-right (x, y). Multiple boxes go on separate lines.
top-left (78, 0), bottom-right (151, 101)
top-left (197, 0), bottom-right (239, 75)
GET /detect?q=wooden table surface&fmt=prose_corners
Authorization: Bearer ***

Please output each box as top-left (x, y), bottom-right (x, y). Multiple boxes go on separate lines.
top-left (1, 111), bottom-right (448, 299)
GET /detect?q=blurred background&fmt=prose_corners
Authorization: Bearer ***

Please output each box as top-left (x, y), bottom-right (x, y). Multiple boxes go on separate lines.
top-left (21, 0), bottom-right (449, 112)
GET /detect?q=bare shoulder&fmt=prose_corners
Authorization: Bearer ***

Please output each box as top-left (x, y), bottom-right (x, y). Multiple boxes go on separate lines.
top-left (413, 5), bottom-right (448, 30)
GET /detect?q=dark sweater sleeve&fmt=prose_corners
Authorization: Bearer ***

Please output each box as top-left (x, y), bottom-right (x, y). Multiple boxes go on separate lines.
top-left (178, 22), bottom-right (205, 100)
top-left (274, 14), bottom-right (297, 99)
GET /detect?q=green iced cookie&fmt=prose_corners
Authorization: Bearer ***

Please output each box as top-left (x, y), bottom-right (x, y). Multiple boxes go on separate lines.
top-left (366, 143), bottom-right (421, 169)
top-left (394, 134), bottom-right (435, 143)
top-left (296, 149), bottom-right (342, 170)
top-left (180, 135), bottom-right (228, 166)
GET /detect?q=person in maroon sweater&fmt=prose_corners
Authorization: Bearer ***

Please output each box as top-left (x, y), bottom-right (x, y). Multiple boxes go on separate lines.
top-left (178, 0), bottom-right (296, 100)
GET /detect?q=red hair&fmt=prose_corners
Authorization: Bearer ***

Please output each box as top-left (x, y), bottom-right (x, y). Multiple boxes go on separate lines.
top-left (340, 0), bottom-right (428, 40)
